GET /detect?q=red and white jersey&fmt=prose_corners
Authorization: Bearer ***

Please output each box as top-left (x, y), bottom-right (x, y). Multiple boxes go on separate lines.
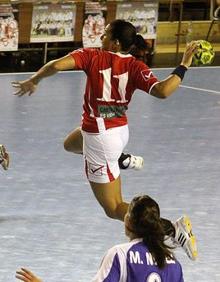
top-left (70, 48), bottom-right (159, 133)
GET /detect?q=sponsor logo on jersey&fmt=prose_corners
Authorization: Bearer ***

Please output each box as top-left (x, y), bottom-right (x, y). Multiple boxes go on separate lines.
top-left (98, 105), bottom-right (127, 119)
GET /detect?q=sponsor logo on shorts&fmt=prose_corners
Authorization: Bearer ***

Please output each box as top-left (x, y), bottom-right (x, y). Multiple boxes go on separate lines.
top-left (88, 162), bottom-right (104, 176)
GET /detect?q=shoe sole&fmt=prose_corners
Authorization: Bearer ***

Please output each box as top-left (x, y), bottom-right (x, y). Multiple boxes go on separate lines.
top-left (180, 216), bottom-right (198, 260)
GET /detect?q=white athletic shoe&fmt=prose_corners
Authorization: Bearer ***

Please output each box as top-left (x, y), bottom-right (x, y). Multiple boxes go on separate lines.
top-left (0, 145), bottom-right (9, 170)
top-left (118, 153), bottom-right (144, 170)
top-left (173, 215), bottom-right (198, 261)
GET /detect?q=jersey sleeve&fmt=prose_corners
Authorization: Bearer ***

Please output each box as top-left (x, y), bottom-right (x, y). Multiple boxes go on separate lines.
top-left (132, 61), bottom-right (159, 94)
top-left (178, 263), bottom-right (184, 282)
top-left (70, 48), bottom-right (98, 71)
top-left (91, 246), bottom-right (121, 282)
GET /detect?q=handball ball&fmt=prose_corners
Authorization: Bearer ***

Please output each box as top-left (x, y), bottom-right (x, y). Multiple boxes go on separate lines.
top-left (193, 40), bottom-right (215, 65)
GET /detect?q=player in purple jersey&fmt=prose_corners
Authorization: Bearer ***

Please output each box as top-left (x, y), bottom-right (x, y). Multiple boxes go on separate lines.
top-left (15, 195), bottom-right (185, 282)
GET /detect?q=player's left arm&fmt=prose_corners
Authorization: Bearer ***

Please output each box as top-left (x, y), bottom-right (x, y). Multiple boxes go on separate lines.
top-left (150, 41), bottom-right (198, 99)
top-left (12, 54), bottom-right (76, 97)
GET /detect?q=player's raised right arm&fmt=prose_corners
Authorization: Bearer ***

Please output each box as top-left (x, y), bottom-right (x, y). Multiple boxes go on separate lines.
top-left (12, 54), bottom-right (76, 97)
top-left (150, 41), bottom-right (198, 99)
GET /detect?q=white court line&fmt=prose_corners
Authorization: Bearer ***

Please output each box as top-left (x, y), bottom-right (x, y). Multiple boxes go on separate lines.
top-left (180, 84), bottom-right (220, 95)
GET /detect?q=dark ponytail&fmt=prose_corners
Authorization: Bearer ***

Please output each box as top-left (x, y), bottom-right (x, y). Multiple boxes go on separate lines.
top-left (129, 34), bottom-right (152, 63)
top-left (133, 34), bottom-right (151, 51)
top-left (109, 19), bottom-right (136, 51)
top-left (129, 195), bottom-right (174, 269)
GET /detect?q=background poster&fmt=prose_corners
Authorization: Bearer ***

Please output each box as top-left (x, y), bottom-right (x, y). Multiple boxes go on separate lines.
top-left (116, 2), bottom-right (158, 40)
top-left (30, 3), bottom-right (76, 43)
top-left (0, 4), bottom-right (18, 51)
top-left (82, 2), bottom-right (107, 48)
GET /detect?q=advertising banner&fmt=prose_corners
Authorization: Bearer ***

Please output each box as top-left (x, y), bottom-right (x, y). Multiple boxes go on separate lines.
top-left (0, 4), bottom-right (18, 51)
top-left (82, 2), bottom-right (107, 48)
top-left (30, 3), bottom-right (76, 43)
top-left (116, 2), bottom-right (158, 40)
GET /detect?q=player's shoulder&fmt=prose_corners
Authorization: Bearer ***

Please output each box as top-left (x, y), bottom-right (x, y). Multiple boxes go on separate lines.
top-left (71, 47), bottom-right (100, 56)
top-left (98, 51), bottom-right (134, 61)
top-left (131, 58), bottom-right (150, 69)
top-left (109, 239), bottom-right (143, 254)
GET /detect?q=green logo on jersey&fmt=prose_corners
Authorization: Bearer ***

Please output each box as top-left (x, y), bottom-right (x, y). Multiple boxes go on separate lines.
top-left (98, 105), bottom-right (127, 119)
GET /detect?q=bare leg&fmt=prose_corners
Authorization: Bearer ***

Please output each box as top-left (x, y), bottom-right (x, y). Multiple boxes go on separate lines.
top-left (64, 130), bottom-right (174, 232)
top-left (89, 176), bottom-right (176, 231)
top-left (89, 176), bottom-right (129, 221)
top-left (64, 127), bottom-right (83, 154)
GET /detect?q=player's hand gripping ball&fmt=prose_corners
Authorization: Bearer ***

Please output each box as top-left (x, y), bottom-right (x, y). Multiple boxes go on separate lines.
top-left (193, 40), bottom-right (215, 65)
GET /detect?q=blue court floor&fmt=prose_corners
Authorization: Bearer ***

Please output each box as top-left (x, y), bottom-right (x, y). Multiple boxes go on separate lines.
top-left (0, 67), bottom-right (220, 282)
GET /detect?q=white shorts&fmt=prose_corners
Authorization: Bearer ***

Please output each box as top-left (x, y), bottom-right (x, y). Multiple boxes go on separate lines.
top-left (82, 125), bottom-right (129, 183)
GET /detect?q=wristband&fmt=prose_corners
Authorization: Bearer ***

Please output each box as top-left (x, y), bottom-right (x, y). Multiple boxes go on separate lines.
top-left (171, 65), bottom-right (188, 81)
